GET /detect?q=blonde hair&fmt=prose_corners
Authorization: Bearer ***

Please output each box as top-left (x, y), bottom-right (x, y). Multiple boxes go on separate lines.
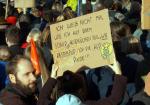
top-left (26, 28), bottom-right (41, 43)
top-left (56, 15), bottom-right (65, 22)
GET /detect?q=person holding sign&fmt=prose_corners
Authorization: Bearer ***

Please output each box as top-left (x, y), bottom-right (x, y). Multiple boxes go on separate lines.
top-left (37, 64), bottom-right (127, 105)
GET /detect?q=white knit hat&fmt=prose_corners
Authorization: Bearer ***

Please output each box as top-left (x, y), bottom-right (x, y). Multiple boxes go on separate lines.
top-left (56, 94), bottom-right (84, 105)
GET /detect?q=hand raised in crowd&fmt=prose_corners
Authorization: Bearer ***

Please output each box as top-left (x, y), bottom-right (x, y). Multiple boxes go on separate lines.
top-left (51, 64), bottom-right (59, 79)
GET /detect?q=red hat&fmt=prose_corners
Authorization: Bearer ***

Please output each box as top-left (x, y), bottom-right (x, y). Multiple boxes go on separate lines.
top-left (6, 16), bottom-right (17, 25)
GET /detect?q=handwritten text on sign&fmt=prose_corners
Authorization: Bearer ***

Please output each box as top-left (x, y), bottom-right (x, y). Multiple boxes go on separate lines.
top-left (50, 9), bottom-right (115, 76)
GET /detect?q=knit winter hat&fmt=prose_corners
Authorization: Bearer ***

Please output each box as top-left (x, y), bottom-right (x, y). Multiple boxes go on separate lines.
top-left (6, 16), bottom-right (17, 25)
top-left (56, 94), bottom-right (84, 105)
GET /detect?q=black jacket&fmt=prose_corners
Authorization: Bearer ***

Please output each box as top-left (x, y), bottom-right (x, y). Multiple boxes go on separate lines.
top-left (132, 90), bottom-right (150, 105)
top-left (0, 84), bottom-right (37, 105)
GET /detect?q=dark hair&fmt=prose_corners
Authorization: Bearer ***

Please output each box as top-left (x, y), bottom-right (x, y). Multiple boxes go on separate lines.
top-left (5, 25), bottom-right (20, 44)
top-left (6, 55), bottom-right (30, 75)
top-left (129, 1), bottom-right (141, 18)
top-left (110, 21), bottom-right (131, 42)
top-left (63, 7), bottom-right (76, 20)
top-left (51, 71), bottom-right (87, 102)
top-left (121, 36), bottom-right (142, 54)
top-left (41, 25), bottom-right (52, 49)
top-left (19, 14), bottom-right (30, 24)
top-left (102, 0), bottom-right (114, 9)
top-left (7, 5), bottom-right (19, 17)
top-left (94, 3), bottom-right (105, 12)
top-left (111, 1), bottom-right (122, 11)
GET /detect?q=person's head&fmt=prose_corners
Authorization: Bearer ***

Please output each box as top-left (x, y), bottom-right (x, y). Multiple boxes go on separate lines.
top-left (6, 16), bottom-right (17, 25)
top-left (7, 5), bottom-right (19, 17)
top-left (121, 36), bottom-right (142, 54)
top-left (121, 0), bottom-right (130, 7)
top-left (103, 0), bottom-right (114, 9)
top-left (31, 8), bottom-right (41, 17)
top-left (110, 21), bottom-right (131, 42)
top-left (18, 14), bottom-right (31, 30)
top-left (63, 7), bottom-right (76, 20)
top-left (94, 3), bottom-right (105, 12)
top-left (56, 94), bottom-right (84, 105)
top-left (19, 14), bottom-right (30, 24)
top-left (5, 25), bottom-right (20, 46)
top-left (52, 1), bottom-right (63, 13)
top-left (0, 45), bottom-right (11, 61)
top-left (26, 28), bottom-right (41, 44)
top-left (51, 70), bottom-right (87, 102)
top-left (6, 55), bottom-right (37, 95)
top-left (111, 1), bottom-right (122, 11)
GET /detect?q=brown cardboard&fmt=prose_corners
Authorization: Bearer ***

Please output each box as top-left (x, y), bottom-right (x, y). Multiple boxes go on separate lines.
top-left (15, 0), bottom-right (35, 8)
top-left (50, 9), bottom-right (115, 76)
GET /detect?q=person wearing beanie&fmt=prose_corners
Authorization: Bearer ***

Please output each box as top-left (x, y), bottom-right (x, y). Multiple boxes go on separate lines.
top-left (6, 16), bottom-right (17, 25)
top-left (37, 65), bottom-right (127, 105)
top-left (56, 94), bottom-right (84, 105)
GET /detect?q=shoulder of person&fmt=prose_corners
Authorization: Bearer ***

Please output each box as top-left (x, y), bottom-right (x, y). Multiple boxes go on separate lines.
top-left (0, 89), bottom-right (26, 105)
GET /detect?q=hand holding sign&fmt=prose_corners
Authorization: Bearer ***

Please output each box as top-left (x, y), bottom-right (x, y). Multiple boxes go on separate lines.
top-left (51, 64), bottom-right (59, 79)
top-left (108, 58), bottom-right (121, 75)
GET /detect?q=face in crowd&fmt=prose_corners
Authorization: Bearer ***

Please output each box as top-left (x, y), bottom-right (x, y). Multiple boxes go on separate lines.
top-left (9, 58), bottom-right (37, 95)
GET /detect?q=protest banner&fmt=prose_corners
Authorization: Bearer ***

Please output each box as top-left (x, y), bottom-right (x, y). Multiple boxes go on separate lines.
top-left (14, 0), bottom-right (35, 8)
top-left (141, 0), bottom-right (150, 29)
top-left (50, 9), bottom-right (115, 76)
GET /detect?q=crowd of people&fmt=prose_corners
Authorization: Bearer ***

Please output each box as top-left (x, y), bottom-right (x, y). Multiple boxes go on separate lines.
top-left (0, 0), bottom-right (150, 105)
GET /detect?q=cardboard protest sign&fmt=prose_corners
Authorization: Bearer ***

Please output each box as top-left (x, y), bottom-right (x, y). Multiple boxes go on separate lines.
top-left (50, 9), bottom-right (115, 76)
top-left (15, 0), bottom-right (35, 8)
top-left (141, 0), bottom-right (150, 29)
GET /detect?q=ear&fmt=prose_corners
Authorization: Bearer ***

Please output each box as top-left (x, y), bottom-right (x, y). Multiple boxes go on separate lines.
top-left (9, 74), bottom-right (16, 84)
